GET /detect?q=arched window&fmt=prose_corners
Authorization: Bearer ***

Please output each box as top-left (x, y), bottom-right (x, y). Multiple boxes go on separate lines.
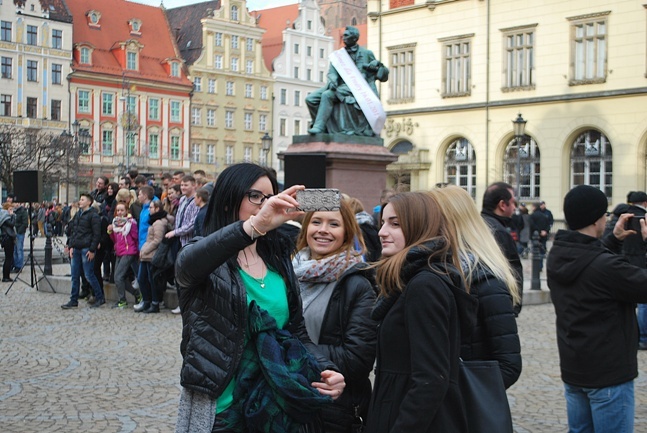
top-left (351, 17), bottom-right (358, 26)
top-left (231, 5), bottom-right (239, 21)
top-left (504, 135), bottom-right (540, 201)
top-left (570, 130), bottom-right (612, 197)
top-left (445, 138), bottom-right (476, 199)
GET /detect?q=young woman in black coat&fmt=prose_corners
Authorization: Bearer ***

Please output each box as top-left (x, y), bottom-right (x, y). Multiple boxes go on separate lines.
top-left (292, 200), bottom-right (377, 433)
top-left (365, 192), bottom-right (478, 433)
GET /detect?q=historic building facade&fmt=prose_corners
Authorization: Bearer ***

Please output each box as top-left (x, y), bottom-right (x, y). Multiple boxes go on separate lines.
top-left (368, 0), bottom-right (647, 222)
top-left (319, 0), bottom-right (367, 36)
top-left (167, 0), bottom-right (273, 178)
top-left (66, 0), bottom-right (192, 192)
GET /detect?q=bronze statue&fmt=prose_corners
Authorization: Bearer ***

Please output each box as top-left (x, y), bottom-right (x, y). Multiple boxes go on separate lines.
top-left (306, 26), bottom-right (389, 137)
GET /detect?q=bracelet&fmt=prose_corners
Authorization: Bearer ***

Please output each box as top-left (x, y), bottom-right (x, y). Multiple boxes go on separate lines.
top-left (249, 215), bottom-right (267, 238)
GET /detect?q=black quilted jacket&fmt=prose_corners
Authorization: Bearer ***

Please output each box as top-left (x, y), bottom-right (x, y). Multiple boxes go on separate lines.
top-left (175, 221), bottom-right (336, 399)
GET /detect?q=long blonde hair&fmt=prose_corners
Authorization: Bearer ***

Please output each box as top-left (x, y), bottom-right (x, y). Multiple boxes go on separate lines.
top-left (429, 186), bottom-right (520, 304)
top-left (376, 191), bottom-right (464, 297)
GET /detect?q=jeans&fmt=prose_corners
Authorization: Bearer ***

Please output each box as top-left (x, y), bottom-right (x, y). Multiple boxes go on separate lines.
top-left (638, 304), bottom-right (647, 345)
top-left (70, 248), bottom-right (103, 303)
top-left (564, 381), bottom-right (634, 433)
top-left (114, 255), bottom-right (140, 301)
top-left (13, 233), bottom-right (25, 269)
top-left (138, 261), bottom-right (159, 304)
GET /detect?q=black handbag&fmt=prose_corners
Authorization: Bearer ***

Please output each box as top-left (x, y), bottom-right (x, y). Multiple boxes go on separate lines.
top-left (151, 236), bottom-right (179, 271)
top-left (459, 359), bottom-right (513, 433)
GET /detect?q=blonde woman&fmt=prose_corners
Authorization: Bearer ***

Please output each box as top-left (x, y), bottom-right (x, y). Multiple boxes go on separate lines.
top-left (430, 185), bottom-right (521, 388)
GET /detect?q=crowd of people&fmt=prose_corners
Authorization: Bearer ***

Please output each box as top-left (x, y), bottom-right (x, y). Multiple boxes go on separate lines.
top-left (5, 161), bottom-right (647, 432)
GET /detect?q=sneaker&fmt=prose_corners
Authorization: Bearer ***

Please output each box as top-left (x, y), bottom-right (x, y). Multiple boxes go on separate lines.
top-left (134, 301), bottom-right (150, 313)
top-left (135, 293), bottom-right (143, 304)
top-left (61, 301), bottom-right (78, 309)
top-left (89, 298), bottom-right (105, 308)
top-left (171, 306), bottom-right (181, 315)
top-left (112, 300), bottom-right (128, 309)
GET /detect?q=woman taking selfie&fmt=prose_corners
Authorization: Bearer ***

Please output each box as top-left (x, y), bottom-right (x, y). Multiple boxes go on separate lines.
top-left (293, 200), bottom-right (377, 433)
top-left (365, 192), bottom-right (477, 433)
top-left (174, 163), bottom-right (345, 433)
top-left (430, 185), bottom-right (522, 389)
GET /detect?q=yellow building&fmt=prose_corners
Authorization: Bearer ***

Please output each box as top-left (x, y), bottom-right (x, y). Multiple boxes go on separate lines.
top-left (368, 0), bottom-right (647, 220)
top-left (167, 0), bottom-right (274, 179)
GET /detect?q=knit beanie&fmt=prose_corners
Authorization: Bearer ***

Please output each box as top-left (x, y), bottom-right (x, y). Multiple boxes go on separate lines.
top-left (563, 185), bottom-right (608, 230)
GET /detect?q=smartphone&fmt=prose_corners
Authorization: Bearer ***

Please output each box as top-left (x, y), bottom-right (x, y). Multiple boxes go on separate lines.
top-left (296, 188), bottom-right (341, 212)
top-left (625, 216), bottom-right (645, 231)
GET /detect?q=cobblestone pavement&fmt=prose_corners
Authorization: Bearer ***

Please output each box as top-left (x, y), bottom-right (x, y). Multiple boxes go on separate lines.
top-left (2, 243), bottom-right (647, 432)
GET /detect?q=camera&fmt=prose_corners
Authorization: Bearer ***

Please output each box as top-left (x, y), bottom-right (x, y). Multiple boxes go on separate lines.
top-left (625, 216), bottom-right (645, 232)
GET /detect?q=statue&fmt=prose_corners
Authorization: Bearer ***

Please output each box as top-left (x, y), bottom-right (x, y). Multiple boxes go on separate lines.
top-left (306, 26), bottom-right (389, 137)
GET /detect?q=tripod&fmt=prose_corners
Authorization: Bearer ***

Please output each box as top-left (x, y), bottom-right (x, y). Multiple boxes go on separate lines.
top-left (5, 203), bottom-right (55, 295)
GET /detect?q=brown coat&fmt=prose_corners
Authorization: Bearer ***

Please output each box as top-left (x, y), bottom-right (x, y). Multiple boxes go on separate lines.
top-left (139, 214), bottom-right (174, 262)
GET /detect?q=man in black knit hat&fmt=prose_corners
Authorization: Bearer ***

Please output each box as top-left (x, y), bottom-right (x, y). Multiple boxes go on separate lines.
top-left (548, 185), bottom-right (647, 433)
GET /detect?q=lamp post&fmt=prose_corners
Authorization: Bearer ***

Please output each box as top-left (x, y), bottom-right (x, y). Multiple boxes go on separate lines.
top-left (61, 121), bottom-right (91, 202)
top-left (512, 113), bottom-right (527, 199)
top-left (261, 132), bottom-right (272, 167)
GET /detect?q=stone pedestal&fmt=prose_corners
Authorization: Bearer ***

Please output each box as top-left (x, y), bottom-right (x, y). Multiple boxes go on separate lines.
top-left (279, 134), bottom-right (398, 212)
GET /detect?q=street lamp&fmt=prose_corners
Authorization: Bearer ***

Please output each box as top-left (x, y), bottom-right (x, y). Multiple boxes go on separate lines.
top-left (512, 113), bottom-right (527, 199)
top-left (61, 121), bottom-right (91, 202)
top-left (261, 132), bottom-right (272, 166)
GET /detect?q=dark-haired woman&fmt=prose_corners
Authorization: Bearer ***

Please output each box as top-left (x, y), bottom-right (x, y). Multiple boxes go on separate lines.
top-left (174, 163), bottom-right (345, 433)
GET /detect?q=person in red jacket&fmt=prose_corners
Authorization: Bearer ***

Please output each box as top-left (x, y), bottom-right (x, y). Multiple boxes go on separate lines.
top-left (108, 202), bottom-right (141, 309)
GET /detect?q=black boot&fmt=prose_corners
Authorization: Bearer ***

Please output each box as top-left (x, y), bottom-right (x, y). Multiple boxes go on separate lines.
top-left (143, 303), bottom-right (160, 314)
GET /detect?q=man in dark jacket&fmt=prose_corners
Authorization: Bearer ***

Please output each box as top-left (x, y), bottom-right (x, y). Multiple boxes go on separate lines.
top-left (547, 185), bottom-right (647, 433)
top-left (90, 176), bottom-right (108, 205)
top-left (12, 202), bottom-right (28, 272)
top-left (61, 193), bottom-right (104, 309)
top-left (481, 182), bottom-right (523, 315)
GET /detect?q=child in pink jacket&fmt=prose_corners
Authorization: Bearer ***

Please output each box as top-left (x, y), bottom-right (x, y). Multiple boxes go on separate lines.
top-left (108, 203), bottom-right (141, 308)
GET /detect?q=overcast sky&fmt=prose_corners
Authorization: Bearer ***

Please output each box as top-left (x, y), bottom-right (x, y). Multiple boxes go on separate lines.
top-left (130, 0), bottom-right (298, 11)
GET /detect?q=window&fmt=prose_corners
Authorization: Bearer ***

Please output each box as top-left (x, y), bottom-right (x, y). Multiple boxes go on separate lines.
top-left (51, 63), bottom-right (62, 84)
top-left (27, 60), bottom-right (38, 82)
top-left (207, 78), bottom-right (216, 93)
top-left (0, 94), bottom-right (10, 116)
top-left (127, 95), bottom-right (138, 116)
top-left (51, 100), bottom-right (61, 120)
top-left (294, 66), bottom-right (299, 79)
top-left (503, 27), bottom-right (535, 90)
top-left (243, 147), bottom-right (252, 163)
top-left (170, 101), bottom-right (181, 122)
top-left (444, 138), bottom-right (476, 199)
top-left (504, 136), bottom-right (541, 201)
top-left (1, 21), bottom-right (11, 42)
top-left (192, 143), bottom-right (200, 163)
top-left (148, 98), bottom-right (159, 120)
top-left (231, 57), bottom-right (239, 72)
top-left (1, 57), bottom-right (11, 79)
top-left (78, 90), bottom-right (90, 113)
top-left (226, 145), bottom-right (233, 165)
top-left (215, 55), bottom-right (223, 69)
top-left (231, 5), bottom-right (239, 21)
top-left (27, 98), bottom-right (38, 119)
top-left (294, 90), bottom-right (301, 106)
top-left (306, 69), bottom-right (312, 81)
top-left (102, 93), bottom-right (114, 115)
top-left (126, 133), bottom-right (136, 156)
top-left (260, 86), bottom-right (268, 100)
top-left (207, 144), bottom-right (215, 164)
top-left (171, 62), bottom-right (180, 77)
top-left (170, 136), bottom-right (180, 160)
top-left (225, 110), bottom-right (234, 128)
top-left (571, 130), bottom-right (612, 197)
top-left (215, 32), bottom-right (222, 46)
top-left (102, 130), bottom-right (113, 155)
top-left (226, 81), bottom-right (234, 96)
top-left (192, 107), bottom-right (201, 125)
top-left (126, 51), bottom-right (137, 70)
top-left (389, 44), bottom-right (415, 102)
top-left (231, 35), bottom-right (239, 49)
top-left (442, 37), bottom-right (471, 97)
top-left (80, 47), bottom-right (90, 64)
top-left (245, 83), bottom-right (253, 98)
top-left (307, 46), bottom-right (312, 57)
top-left (294, 119), bottom-right (301, 135)
top-left (294, 43), bottom-right (300, 54)
top-left (246, 38), bottom-right (254, 51)
top-left (569, 13), bottom-right (608, 84)
top-left (280, 88), bottom-right (287, 105)
top-left (280, 118), bottom-right (287, 136)
top-left (207, 109), bottom-right (216, 126)
top-left (244, 112), bottom-right (252, 130)
top-left (27, 25), bottom-right (37, 46)
top-left (320, 48), bottom-right (325, 59)
top-left (308, 20), bottom-right (312, 30)
top-left (246, 60), bottom-right (253, 74)
top-left (149, 133), bottom-right (159, 158)
top-left (319, 71), bottom-right (324, 82)
top-left (259, 114), bottom-right (267, 131)
top-left (194, 77), bottom-right (202, 92)
top-left (52, 29), bottom-right (62, 49)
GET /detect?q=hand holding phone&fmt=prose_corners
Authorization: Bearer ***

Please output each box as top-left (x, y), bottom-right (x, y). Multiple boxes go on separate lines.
top-left (296, 188), bottom-right (341, 212)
